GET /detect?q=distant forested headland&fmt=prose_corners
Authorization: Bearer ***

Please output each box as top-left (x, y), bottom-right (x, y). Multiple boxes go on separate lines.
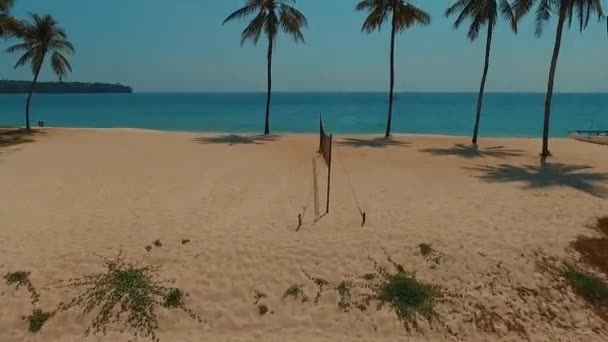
top-left (0, 80), bottom-right (133, 94)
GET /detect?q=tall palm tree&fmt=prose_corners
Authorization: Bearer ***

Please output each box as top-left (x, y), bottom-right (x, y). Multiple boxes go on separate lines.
top-left (7, 13), bottom-right (74, 130)
top-left (223, 0), bottom-right (307, 135)
top-left (356, 0), bottom-right (431, 138)
top-left (514, 0), bottom-right (604, 158)
top-left (446, 0), bottom-right (517, 146)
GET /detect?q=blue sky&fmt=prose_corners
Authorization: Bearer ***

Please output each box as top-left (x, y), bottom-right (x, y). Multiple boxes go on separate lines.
top-left (0, 0), bottom-right (606, 92)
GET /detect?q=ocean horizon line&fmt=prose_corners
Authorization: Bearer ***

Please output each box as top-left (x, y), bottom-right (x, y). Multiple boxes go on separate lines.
top-left (1, 90), bottom-right (607, 95)
top-left (127, 90), bottom-right (608, 95)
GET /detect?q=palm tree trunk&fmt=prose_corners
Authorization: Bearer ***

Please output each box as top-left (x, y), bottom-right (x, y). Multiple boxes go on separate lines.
top-left (264, 35), bottom-right (273, 135)
top-left (385, 15), bottom-right (397, 138)
top-left (25, 58), bottom-right (44, 130)
top-left (472, 24), bottom-right (493, 146)
top-left (542, 10), bottom-right (566, 158)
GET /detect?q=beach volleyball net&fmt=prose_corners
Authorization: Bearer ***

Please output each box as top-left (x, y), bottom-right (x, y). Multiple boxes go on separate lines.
top-left (297, 114), bottom-right (366, 231)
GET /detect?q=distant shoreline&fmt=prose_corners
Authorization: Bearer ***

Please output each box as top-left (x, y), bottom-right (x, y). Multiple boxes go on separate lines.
top-left (101, 91), bottom-right (608, 95)
top-left (33, 127), bottom-right (546, 140)
top-left (0, 80), bottom-right (132, 94)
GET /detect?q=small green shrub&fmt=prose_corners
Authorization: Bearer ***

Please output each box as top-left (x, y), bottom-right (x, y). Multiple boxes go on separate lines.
top-left (4, 271), bottom-right (30, 287)
top-left (336, 281), bottom-right (353, 311)
top-left (27, 309), bottom-right (51, 333)
top-left (282, 284), bottom-right (309, 303)
top-left (58, 253), bottom-right (202, 341)
top-left (375, 271), bottom-right (440, 331)
top-left (4, 271), bottom-right (39, 304)
top-left (563, 267), bottom-right (608, 308)
top-left (301, 252), bottom-right (442, 331)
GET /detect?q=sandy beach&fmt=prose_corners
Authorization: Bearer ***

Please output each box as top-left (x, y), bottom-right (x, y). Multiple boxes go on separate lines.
top-left (1, 128), bottom-right (608, 341)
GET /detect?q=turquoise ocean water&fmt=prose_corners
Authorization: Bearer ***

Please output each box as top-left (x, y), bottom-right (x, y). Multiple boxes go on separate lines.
top-left (1, 92), bottom-right (606, 137)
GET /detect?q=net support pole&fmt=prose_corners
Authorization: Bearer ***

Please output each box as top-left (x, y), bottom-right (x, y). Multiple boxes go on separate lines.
top-left (312, 155), bottom-right (320, 219)
top-left (326, 134), bottom-right (333, 214)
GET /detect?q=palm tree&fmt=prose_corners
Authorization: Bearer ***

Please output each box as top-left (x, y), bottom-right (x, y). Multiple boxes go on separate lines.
top-left (446, 0), bottom-right (517, 146)
top-left (514, 0), bottom-right (604, 158)
top-left (7, 13), bottom-right (74, 130)
top-left (223, 0), bottom-right (307, 135)
top-left (356, 0), bottom-right (431, 138)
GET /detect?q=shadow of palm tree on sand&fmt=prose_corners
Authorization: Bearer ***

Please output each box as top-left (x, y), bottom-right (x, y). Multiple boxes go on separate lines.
top-left (0, 128), bottom-right (46, 148)
top-left (193, 134), bottom-right (279, 146)
top-left (336, 137), bottom-right (410, 148)
top-left (467, 162), bottom-right (608, 198)
top-left (420, 144), bottom-right (524, 159)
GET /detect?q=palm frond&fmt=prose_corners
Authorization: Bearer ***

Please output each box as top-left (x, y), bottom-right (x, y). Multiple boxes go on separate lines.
top-left (356, 0), bottom-right (389, 32)
top-left (226, 0), bottom-right (307, 46)
top-left (240, 11), bottom-right (265, 45)
top-left (49, 38), bottom-right (75, 54)
top-left (592, 0), bottom-right (605, 20)
top-left (12, 48), bottom-right (35, 69)
top-left (30, 50), bottom-right (44, 75)
top-left (394, 3), bottom-right (431, 31)
top-left (0, 12), bottom-right (22, 37)
top-left (516, 0), bottom-right (603, 36)
top-left (467, 0), bottom-right (493, 39)
top-left (361, 6), bottom-right (388, 32)
top-left (576, 0), bottom-right (585, 31)
top-left (572, 0), bottom-right (605, 31)
top-left (534, 0), bottom-right (552, 36)
top-left (223, 4), bottom-right (259, 25)
top-left (279, 3), bottom-right (308, 28)
top-left (264, 10), bottom-right (279, 42)
top-left (52, 26), bottom-right (68, 40)
top-left (6, 42), bottom-right (30, 53)
top-left (448, 0), bottom-right (476, 29)
top-left (279, 5), bottom-right (307, 43)
top-left (446, 0), bottom-right (470, 18)
top-left (499, 0), bottom-right (518, 32)
top-left (512, 0), bottom-right (536, 18)
top-left (51, 51), bottom-right (71, 79)
top-left (584, 0), bottom-right (592, 28)
top-left (467, 10), bottom-right (486, 40)
top-left (356, 0), bottom-right (385, 12)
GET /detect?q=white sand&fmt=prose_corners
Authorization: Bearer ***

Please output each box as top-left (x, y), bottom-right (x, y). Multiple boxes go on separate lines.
top-left (1, 128), bottom-right (607, 341)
